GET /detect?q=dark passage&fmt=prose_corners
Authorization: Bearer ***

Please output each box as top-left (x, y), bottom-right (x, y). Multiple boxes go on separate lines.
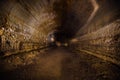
top-left (0, 0), bottom-right (120, 80)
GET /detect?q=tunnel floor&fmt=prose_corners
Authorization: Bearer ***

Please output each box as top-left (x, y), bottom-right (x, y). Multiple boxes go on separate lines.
top-left (0, 47), bottom-right (120, 80)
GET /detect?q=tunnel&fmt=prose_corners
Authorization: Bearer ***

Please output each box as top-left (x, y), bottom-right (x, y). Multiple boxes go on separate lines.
top-left (0, 0), bottom-right (120, 80)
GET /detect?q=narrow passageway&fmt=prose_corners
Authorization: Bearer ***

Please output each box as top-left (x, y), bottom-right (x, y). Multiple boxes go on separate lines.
top-left (0, 0), bottom-right (120, 80)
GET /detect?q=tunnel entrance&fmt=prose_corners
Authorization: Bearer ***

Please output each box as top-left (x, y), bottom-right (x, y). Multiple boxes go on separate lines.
top-left (46, 30), bottom-right (70, 47)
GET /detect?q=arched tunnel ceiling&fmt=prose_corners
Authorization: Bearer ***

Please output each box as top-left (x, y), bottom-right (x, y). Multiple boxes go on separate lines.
top-left (0, 0), bottom-right (60, 43)
top-left (0, 0), bottom-right (93, 43)
top-left (0, 0), bottom-right (120, 42)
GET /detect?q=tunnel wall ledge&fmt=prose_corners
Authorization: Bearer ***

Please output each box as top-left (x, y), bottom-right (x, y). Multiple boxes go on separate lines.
top-left (72, 19), bottom-right (120, 63)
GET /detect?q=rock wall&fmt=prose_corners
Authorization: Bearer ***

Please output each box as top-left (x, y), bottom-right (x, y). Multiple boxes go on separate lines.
top-left (0, 0), bottom-right (59, 55)
top-left (73, 20), bottom-right (120, 61)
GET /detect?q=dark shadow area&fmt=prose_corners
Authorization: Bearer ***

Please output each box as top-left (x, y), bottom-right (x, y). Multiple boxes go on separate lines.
top-left (53, 0), bottom-right (93, 42)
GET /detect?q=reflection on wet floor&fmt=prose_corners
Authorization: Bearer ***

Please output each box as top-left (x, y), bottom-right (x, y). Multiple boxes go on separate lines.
top-left (0, 47), bottom-right (120, 80)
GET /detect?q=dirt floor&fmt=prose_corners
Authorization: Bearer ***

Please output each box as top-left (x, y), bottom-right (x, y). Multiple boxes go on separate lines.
top-left (0, 47), bottom-right (120, 80)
